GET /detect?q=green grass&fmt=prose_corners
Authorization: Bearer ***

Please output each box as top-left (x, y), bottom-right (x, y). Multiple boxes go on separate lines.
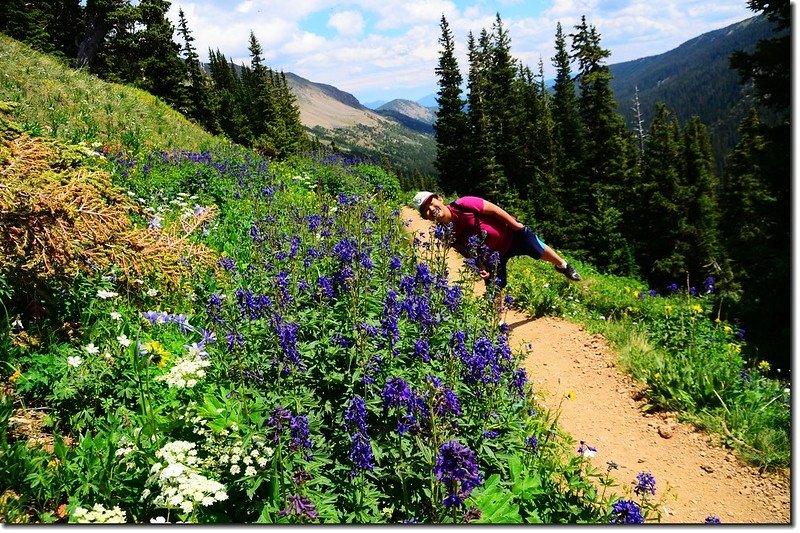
top-left (507, 257), bottom-right (790, 470)
top-left (0, 33), bottom-right (221, 153)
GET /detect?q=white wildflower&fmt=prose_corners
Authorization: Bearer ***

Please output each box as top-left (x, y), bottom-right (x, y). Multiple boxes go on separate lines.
top-left (67, 355), bottom-right (83, 367)
top-left (85, 343), bottom-right (100, 355)
top-left (71, 503), bottom-right (127, 524)
top-left (145, 440), bottom-right (228, 517)
top-left (117, 334), bottom-right (132, 347)
top-left (97, 289), bottom-right (119, 299)
top-left (155, 355), bottom-right (211, 389)
top-left (230, 464), bottom-right (240, 475)
top-left (150, 516), bottom-right (167, 524)
top-left (244, 466), bottom-right (257, 477)
top-left (147, 288), bottom-right (159, 297)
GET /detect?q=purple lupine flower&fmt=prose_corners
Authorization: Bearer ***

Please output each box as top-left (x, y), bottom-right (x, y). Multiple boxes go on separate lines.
top-left (268, 406), bottom-right (293, 443)
top-left (483, 430), bottom-right (499, 439)
top-left (348, 431), bottom-right (374, 474)
top-left (704, 276), bottom-right (715, 293)
top-left (649, 289), bottom-right (658, 297)
top-left (344, 396), bottom-right (368, 434)
top-left (704, 516), bottom-right (721, 524)
top-left (225, 330), bottom-right (244, 352)
top-left (525, 436), bottom-right (539, 452)
top-left (275, 319), bottom-right (304, 375)
top-left (433, 440), bottom-right (483, 507)
top-left (317, 275), bottom-right (335, 301)
top-left (389, 255), bottom-right (402, 272)
top-left (217, 257), bottom-right (235, 272)
top-left (413, 338), bottom-right (430, 362)
top-left (633, 472), bottom-right (656, 496)
top-left (290, 415), bottom-right (312, 455)
top-left (511, 367), bottom-right (527, 398)
top-left (689, 286), bottom-right (697, 296)
top-left (667, 282), bottom-right (679, 293)
top-left (443, 285), bottom-right (463, 313)
top-left (609, 499), bottom-right (645, 524)
top-left (278, 494), bottom-right (318, 521)
top-left (382, 377), bottom-right (414, 411)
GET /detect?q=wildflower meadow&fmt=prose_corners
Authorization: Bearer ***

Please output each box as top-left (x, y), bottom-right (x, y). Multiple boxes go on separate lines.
top-left (0, 103), bottom-right (789, 523)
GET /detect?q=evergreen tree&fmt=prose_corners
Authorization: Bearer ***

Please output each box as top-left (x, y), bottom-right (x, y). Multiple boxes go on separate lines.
top-left (176, 8), bottom-right (218, 132)
top-left (465, 29), bottom-right (506, 201)
top-left (570, 16), bottom-right (636, 271)
top-left (245, 31), bottom-right (276, 141)
top-left (208, 49), bottom-right (250, 143)
top-left (550, 22), bottom-right (585, 251)
top-left (720, 110), bottom-right (789, 367)
top-left (0, 0), bottom-right (82, 60)
top-left (464, 31), bottom-right (491, 194)
top-left (271, 71), bottom-right (308, 157)
top-left (516, 62), bottom-right (563, 241)
top-left (730, 0), bottom-right (790, 114)
top-left (637, 103), bottom-right (686, 282)
top-left (433, 15), bottom-right (469, 195)
top-left (726, 0), bottom-right (790, 369)
top-left (76, 0), bottom-right (131, 69)
top-left (681, 116), bottom-right (723, 282)
top-left (484, 13), bottom-right (518, 206)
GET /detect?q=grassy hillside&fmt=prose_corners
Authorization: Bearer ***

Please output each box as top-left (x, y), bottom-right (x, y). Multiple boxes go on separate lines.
top-left (0, 33), bottom-right (221, 153)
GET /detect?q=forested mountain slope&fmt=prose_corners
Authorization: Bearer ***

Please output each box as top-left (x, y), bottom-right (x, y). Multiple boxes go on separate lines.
top-left (609, 14), bottom-right (779, 172)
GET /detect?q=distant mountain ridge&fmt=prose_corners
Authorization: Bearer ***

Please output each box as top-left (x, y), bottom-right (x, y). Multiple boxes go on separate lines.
top-left (375, 99), bottom-right (436, 134)
top-left (279, 13), bottom-right (773, 177)
top-left (608, 14), bottom-right (778, 172)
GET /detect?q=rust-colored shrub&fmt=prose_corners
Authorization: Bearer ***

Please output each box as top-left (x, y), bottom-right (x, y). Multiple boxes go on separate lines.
top-left (0, 106), bottom-right (217, 300)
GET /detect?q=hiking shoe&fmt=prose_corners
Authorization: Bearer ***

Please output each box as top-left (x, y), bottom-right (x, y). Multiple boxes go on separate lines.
top-left (555, 263), bottom-right (581, 281)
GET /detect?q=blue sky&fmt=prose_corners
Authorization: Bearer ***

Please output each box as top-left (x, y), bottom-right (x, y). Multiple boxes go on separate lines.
top-left (167, 0), bottom-right (756, 104)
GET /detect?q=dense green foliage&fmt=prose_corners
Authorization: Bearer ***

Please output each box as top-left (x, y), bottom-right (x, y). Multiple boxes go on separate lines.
top-left (432, 7), bottom-right (789, 369)
top-left (1, 108), bottom-right (670, 523)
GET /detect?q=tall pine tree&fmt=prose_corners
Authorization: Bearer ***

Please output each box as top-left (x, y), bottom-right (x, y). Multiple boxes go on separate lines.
top-left (433, 15), bottom-right (469, 195)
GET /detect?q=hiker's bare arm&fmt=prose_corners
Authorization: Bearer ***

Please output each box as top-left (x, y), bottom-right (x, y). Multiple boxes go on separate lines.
top-left (482, 200), bottom-right (524, 230)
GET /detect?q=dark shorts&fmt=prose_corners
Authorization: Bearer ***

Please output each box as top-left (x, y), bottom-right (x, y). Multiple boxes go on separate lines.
top-left (489, 226), bottom-right (545, 288)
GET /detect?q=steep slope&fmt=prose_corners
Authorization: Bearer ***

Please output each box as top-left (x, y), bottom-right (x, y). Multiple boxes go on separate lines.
top-left (283, 72), bottom-right (391, 130)
top-left (609, 14), bottom-right (781, 171)
top-left (283, 73), bottom-right (437, 175)
top-left (376, 99), bottom-right (436, 134)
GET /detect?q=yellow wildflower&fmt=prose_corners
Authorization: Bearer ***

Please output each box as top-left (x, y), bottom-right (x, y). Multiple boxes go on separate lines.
top-left (691, 304), bottom-right (703, 313)
top-left (723, 325), bottom-right (732, 334)
top-left (757, 360), bottom-right (771, 373)
top-left (728, 343), bottom-right (741, 354)
top-left (624, 286), bottom-right (631, 294)
top-left (9, 368), bottom-right (22, 383)
top-left (664, 305), bottom-right (673, 314)
top-left (566, 389), bottom-right (576, 401)
top-left (654, 372), bottom-right (661, 381)
top-left (145, 340), bottom-right (171, 368)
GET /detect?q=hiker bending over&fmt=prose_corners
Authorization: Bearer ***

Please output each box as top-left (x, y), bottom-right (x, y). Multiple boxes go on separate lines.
top-left (413, 191), bottom-right (581, 287)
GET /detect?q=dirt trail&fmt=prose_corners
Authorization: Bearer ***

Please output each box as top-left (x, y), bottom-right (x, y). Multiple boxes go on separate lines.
top-left (403, 207), bottom-right (790, 525)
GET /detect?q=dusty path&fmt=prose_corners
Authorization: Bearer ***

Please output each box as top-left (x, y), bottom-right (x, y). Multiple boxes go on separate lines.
top-left (403, 207), bottom-right (791, 525)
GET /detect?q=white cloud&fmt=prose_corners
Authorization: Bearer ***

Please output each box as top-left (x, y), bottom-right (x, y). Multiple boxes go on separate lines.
top-left (328, 10), bottom-right (366, 37)
top-left (169, 0), bottom-right (755, 102)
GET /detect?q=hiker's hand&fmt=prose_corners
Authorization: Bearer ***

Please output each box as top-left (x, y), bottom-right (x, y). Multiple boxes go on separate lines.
top-left (479, 269), bottom-right (490, 280)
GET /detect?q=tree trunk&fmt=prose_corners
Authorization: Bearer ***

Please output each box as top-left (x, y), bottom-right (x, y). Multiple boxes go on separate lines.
top-left (76, 11), bottom-right (108, 69)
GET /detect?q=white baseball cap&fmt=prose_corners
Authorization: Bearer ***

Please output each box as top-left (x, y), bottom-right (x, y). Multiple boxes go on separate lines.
top-left (413, 191), bottom-right (436, 214)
